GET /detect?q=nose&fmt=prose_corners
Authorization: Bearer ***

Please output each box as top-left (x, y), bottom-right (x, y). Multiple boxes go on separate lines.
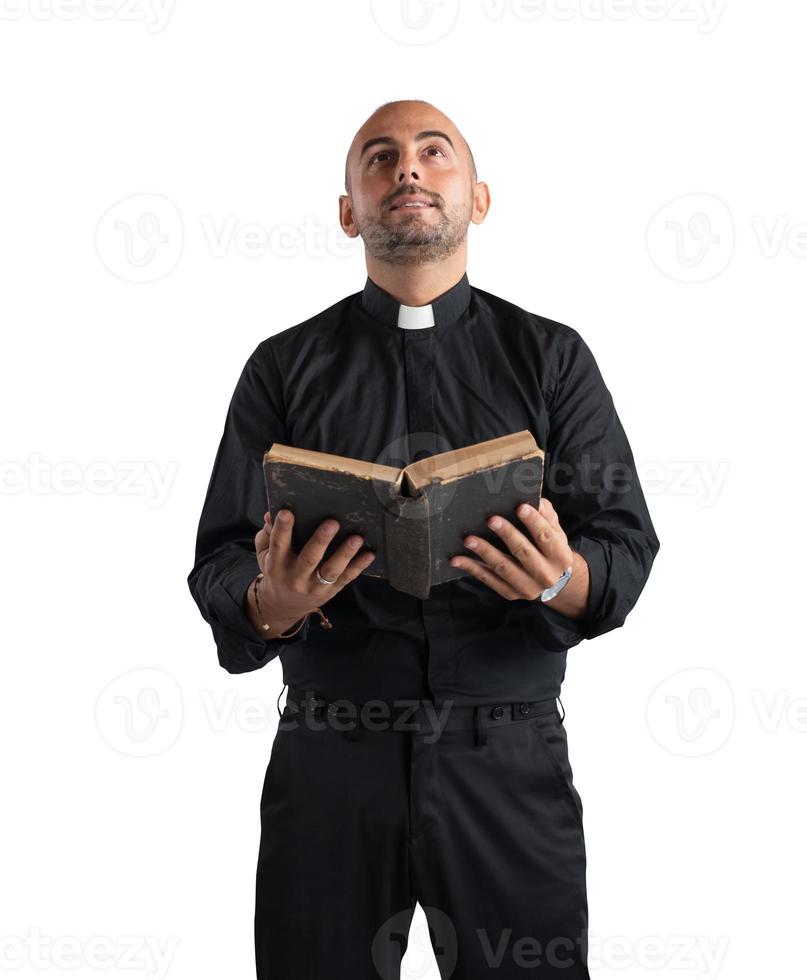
top-left (397, 148), bottom-right (420, 182)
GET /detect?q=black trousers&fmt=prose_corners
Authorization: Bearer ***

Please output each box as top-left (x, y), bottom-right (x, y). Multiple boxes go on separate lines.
top-left (255, 687), bottom-right (591, 979)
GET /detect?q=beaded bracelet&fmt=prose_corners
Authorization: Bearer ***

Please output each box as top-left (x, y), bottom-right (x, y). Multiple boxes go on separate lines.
top-left (253, 573), bottom-right (333, 636)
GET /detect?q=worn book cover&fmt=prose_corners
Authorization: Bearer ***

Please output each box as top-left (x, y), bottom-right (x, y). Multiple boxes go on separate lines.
top-left (262, 430), bottom-right (545, 599)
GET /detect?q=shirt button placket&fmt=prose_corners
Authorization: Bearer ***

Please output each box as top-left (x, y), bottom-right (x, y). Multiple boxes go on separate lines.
top-left (402, 329), bottom-right (454, 699)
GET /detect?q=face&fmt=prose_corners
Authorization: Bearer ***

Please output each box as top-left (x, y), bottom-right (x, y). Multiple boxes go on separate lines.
top-left (340, 103), bottom-right (488, 266)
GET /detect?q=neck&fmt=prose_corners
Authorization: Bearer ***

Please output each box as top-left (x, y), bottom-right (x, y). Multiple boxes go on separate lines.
top-left (364, 251), bottom-right (468, 307)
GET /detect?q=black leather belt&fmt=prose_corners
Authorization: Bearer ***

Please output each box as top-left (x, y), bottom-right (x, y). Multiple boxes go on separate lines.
top-left (283, 685), bottom-right (560, 747)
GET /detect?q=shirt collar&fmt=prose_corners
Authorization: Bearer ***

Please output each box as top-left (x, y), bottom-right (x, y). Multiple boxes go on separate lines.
top-left (397, 302), bottom-right (435, 330)
top-left (360, 272), bottom-right (472, 330)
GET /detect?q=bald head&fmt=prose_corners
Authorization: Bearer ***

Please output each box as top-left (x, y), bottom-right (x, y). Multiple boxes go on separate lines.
top-left (344, 99), bottom-right (477, 195)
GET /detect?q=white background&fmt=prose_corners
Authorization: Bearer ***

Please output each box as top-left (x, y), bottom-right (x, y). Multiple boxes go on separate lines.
top-left (2, 1), bottom-right (805, 977)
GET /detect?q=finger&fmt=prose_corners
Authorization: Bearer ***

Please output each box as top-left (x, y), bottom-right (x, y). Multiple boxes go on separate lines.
top-left (255, 511), bottom-right (273, 558)
top-left (515, 498), bottom-right (559, 533)
top-left (448, 554), bottom-right (522, 600)
top-left (513, 504), bottom-right (567, 566)
top-left (292, 517), bottom-right (342, 586)
top-left (310, 532), bottom-right (374, 591)
top-left (329, 546), bottom-right (377, 588)
top-left (535, 497), bottom-right (561, 530)
top-left (461, 529), bottom-right (538, 595)
top-left (266, 507), bottom-right (296, 569)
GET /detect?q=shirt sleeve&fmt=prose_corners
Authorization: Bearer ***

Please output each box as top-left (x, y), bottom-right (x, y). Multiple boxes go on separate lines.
top-left (534, 326), bottom-right (661, 650)
top-left (186, 339), bottom-right (311, 673)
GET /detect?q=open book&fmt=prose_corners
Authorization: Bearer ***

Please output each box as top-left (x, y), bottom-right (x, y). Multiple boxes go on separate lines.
top-left (262, 430), bottom-right (545, 599)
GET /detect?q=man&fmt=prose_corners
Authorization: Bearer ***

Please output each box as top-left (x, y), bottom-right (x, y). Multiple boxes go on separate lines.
top-left (187, 99), bottom-right (660, 979)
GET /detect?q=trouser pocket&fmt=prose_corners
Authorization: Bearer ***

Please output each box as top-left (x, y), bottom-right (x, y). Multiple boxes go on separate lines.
top-left (528, 712), bottom-right (585, 831)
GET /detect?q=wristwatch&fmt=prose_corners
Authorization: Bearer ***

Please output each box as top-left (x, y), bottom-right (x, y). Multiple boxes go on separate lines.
top-left (540, 564), bottom-right (573, 603)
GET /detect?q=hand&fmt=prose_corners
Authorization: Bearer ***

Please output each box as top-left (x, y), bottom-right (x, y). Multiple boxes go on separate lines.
top-left (449, 498), bottom-right (578, 603)
top-left (249, 509), bottom-right (376, 632)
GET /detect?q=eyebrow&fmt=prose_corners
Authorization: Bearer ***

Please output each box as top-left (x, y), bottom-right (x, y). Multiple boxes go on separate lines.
top-left (359, 130), bottom-right (455, 161)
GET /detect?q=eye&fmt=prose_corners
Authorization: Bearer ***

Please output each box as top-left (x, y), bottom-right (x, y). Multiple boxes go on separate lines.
top-left (368, 145), bottom-right (447, 166)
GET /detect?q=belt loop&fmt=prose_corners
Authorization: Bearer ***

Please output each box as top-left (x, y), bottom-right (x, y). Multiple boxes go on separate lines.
top-left (557, 695), bottom-right (565, 723)
top-left (303, 690), bottom-right (325, 718)
top-left (276, 683), bottom-right (287, 718)
top-left (473, 706), bottom-right (488, 748)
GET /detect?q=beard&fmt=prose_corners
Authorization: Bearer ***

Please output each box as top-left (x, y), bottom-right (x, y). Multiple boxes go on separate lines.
top-left (353, 192), bottom-right (473, 266)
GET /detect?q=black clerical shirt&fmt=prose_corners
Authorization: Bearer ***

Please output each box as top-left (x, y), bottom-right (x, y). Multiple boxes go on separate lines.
top-left (187, 273), bottom-right (660, 705)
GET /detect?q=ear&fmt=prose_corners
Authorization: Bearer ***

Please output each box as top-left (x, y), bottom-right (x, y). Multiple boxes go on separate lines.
top-left (338, 194), bottom-right (360, 238)
top-left (471, 181), bottom-right (491, 225)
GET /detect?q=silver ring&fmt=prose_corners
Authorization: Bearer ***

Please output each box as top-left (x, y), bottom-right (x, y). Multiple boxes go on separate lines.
top-left (316, 565), bottom-right (338, 586)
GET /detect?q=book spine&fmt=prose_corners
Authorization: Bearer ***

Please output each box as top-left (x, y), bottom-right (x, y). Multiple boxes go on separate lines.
top-left (382, 493), bottom-right (431, 599)
top-left (427, 481), bottom-right (459, 589)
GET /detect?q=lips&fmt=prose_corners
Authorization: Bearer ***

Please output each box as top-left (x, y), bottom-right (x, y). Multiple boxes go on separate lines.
top-left (389, 196), bottom-right (437, 211)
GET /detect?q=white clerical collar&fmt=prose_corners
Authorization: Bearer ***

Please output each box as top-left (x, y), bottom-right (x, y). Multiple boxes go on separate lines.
top-left (361, 274), bottom-right (471, 331)
top-left (397, 302), bottom-right (435, 330)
